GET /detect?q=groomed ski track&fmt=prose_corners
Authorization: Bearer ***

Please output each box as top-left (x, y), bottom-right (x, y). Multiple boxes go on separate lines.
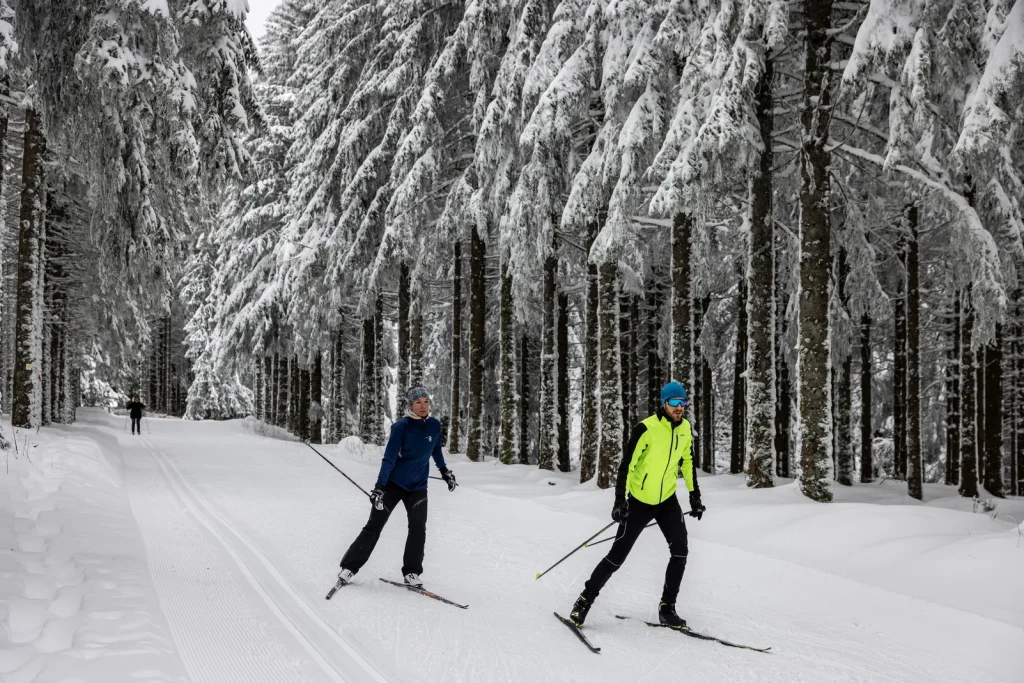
top-left (83, 410), bottom-right (1021, 683)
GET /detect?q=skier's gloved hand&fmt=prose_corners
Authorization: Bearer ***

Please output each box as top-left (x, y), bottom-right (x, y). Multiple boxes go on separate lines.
top-left (369, 486), bottom-right (386, 511)
top-left (441, 469), bottom-right (458, 492)
top-left (611, 500), bottom-right (629, 524)
top-left (688, 491), bottom-right (705, 521)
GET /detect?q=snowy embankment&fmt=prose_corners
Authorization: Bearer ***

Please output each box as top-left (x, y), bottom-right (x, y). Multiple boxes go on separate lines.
top-left (3, 410), bottom-right (1023, 682)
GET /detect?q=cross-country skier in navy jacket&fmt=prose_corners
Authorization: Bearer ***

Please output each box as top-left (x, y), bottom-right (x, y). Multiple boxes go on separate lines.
top-left (335, 386), bottom-right (457, 588)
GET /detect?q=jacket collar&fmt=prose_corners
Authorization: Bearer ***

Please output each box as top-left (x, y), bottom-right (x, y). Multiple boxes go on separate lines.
top-left (656, 407), bottom-right (682, 429)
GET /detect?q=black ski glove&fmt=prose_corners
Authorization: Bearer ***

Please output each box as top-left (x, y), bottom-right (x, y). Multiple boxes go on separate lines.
top-left (611, 500), bottom-right (629, 524)
top-left (688, 491), bottom-right (705, 521)
top-left (441, 468), bottom-right (458, 492)
top-left (369, 485), bottom-right (386, 511)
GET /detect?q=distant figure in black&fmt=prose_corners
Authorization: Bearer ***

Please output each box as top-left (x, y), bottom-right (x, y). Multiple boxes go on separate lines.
top-left (126, 396), bottom-right (145, 435)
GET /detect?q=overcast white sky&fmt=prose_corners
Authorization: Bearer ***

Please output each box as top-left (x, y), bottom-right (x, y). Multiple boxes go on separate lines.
top-left (245, 0), bottom-right (282, 42)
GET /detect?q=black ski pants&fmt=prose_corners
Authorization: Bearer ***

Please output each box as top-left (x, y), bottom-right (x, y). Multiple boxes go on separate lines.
top-left (340, 482), bottom-right (429, 576)
top-left (131, 417), bottom-right (141, 434)
top-left (583, 494), bottom-right (689, 605)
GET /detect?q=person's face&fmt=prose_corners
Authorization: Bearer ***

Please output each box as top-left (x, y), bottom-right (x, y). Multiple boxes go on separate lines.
top-left (411, 397), bottom-right (430, 418)
top-left (664, 398), bottom-right (685, 422)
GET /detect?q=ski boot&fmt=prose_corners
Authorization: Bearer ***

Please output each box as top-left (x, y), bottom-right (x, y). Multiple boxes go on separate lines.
top-left (404, 573), bottom-right (423, 588)
top-left (658, 601), bottom-right (687, 629)
top-left (569, 593), bottom-right (593, 627)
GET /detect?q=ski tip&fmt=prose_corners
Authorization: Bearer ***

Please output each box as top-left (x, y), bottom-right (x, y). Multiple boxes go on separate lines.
top-left (614, 615), bottom-right (627, 620)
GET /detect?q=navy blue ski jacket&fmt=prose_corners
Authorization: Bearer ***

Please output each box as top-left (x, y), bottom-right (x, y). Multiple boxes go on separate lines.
top-left (375, 416), bottom-right (448, 491)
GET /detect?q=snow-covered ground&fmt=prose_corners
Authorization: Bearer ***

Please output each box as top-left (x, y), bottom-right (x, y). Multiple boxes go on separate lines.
top-left (2, 409), bottom-right (1022, 682)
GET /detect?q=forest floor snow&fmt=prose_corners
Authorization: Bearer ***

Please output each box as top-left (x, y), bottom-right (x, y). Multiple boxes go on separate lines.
top-left (1, 409), bottom-right (1021, 682)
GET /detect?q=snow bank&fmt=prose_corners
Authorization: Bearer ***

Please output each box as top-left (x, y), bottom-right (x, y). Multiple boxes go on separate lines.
top-left (0, 426), bottom-right (186, 682)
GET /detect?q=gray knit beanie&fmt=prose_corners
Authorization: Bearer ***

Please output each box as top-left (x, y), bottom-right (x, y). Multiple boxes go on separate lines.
top-left (407, 386), bottom-right (430, 406)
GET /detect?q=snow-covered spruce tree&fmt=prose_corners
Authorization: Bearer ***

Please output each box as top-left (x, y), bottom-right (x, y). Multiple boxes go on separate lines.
top-left (183, 229), bottom-right (254, 421)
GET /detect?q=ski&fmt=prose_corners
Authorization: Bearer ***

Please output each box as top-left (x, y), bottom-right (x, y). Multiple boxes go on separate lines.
top-left (378, 578), bottom-right (469, 609)
top-left (554, 612), bottom-right (601, 654)
top-left (325, 578), bottom-right (349, 600)
top-left (614, 615), bottom-right (771, 653)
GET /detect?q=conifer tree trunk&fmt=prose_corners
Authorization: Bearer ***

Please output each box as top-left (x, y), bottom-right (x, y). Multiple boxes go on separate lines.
top-left (311, 352), bottom-right (322, 444)
top-left (13, 108), bottom-right (46, 429)
top-left (41, 225), bottom-right (50, 427)
top-left (597, 262), bottom-right (623, 489)
top-left (289, 356), bottom-right (299, 435)
top-left (976, 347), bottom-right (985, 485)
top-left (776, 273), bottom-right (791, 478)
top-left (746, 55), bottom-right (775, 486)
top-left (373, 296), bottom-right (386, 444)
top-left (619, 291), bottom-right (632, 452)
top-left (1014, 302), bottom-right (1023, 496)
top-left (646, 287), bottom-right (662, 413)
top-left (945, 295), bottom-right (961, 485)
top-left (467, 228), bottom-right (486, 461)
top-left (276, 352), bottom-right (288, 428)
top-left (263, 356), bottom-right (273, 424)
top-left (539, 245), bottom-right (557, 471)
top-left (860, 315), bottom-right (873, 482)
top-left (331, 331), bottom-right (345, 441)
top-left (697, 296), bottom-right (713, 473)
top-left (580, 225), bottom-right (600, 482)
top-left (959, 291), bottom-right (978, 498)
top-left (500, 264), bottom-right (517, 464)
top-left (253, 359), bottom-right (263, 421)
top-left (836, 249), bottom-right (854, 486)
top-left (163, 316), bottom-right (172, 413)
top-left (731, 276), bottom-right (748, 475)
top-left (450, 242), bottom-right (463, 452)
top-left (299, 365), bottom-right (310, 441)
top-left (398, 263), bottom-right (410, 392)
top-left (798, 0), bottom-right (834, 501)
top-left (894, 233), bottom-right (907, 480)
top-left (557, 291), bottom-right (570, 472)
top-left (984, 328), bottom-right (1004, 496)
top-left (672, 213), bottom-right (693, 393)
top-left (359, 314), bottom-right (377, 443)
top-left (410, 300), bottom-right (423, 387)
top-left (520, 334), bottom-right (532, 465)
top-left (629, 296), bottom-right (640, 426)
top-left (906, 205), bottom-right (923, 499)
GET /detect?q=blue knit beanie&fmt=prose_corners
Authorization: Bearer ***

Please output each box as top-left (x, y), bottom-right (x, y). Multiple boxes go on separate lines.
top-left (407, 386), bottom-right (430, 406)
top-left (660, 381), bottom-right (687, 404)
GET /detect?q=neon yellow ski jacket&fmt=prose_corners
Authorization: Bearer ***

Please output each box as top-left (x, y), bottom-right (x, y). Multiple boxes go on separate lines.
top-left (616, 411), bottom-right (696, 506)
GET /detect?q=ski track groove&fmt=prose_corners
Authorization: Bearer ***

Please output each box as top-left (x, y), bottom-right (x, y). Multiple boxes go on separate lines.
top-left (139, 436), bottom-right (405, 683)
top-left (126, 437), bottom-right (315, 683)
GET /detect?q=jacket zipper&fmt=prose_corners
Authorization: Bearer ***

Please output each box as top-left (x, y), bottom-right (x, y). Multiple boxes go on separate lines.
top-left (641, 473), bottom-right (648, 489)
top-left (658, 419), bottom-right (678, 503)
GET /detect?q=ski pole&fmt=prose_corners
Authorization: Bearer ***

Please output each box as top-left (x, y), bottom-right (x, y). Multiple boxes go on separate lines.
top-left (145, 415), bottom-right (151, 434)
top-left (535, 521), bottom-right (616, 581)
top-left (123, 415), bottom-right (127, 432)
top-left (304, 441), bottom-right (389, 512)
top-left (585, 512), bottom-right (698, 548)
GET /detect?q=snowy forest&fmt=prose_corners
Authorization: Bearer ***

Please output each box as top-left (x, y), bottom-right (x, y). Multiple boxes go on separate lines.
top-left (1, 0), bottom-right (1023, 505)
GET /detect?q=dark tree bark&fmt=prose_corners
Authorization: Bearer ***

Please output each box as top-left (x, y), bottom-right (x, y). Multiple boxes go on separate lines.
top-left (264, 356), bottom-right (273, 425)
top-left (410, 300), bottom-right (423, 387)
top-left (959, 290), bottom-right (978, 498)
top-left (373, 296), bottom-right (386, 444)
top-left (894, 232), bottom-right (908, 481)
top-left (746, 53), bottom-right (775, 487)
top-left (776, 275), bottom-right (791, 479)
top-left (520, 334), bottom-right (532, 465)
top-left (731, 275), bottom-right (748, 475)
top-left (13, 107), bottom-right (45, 429)
top-left (646, 286), bottom-right (663, 414)
top-left (276, 353), bottom-right (288, 428)
top-left (299, 365), bottom-right (311, 441)
top-left (984, 328), bottom-right (1004, 496)
top-left (629, 296), bottom-right (640, 428)
top-left (557, 291), bottom-right (570, 472)
top-left (450, 241), bottom-right (463, 452)
top-left (398, 263), bottom-right (410, 393)
top-left (500, 263), bottom-right (517, 464)
top-left (836, 249), bottom-right (854, 486)
top-left (289, 355), bottom-right (300, 435)
top-left (311, 352), bottom-right (322, 444)
top-left (619, 291), bottom-right (632, 453)
top-left (597, 261), bottom-right (623, 489)
top-left (798, 0), bottom-right (834, 501)
top-left (945, 294), bottom-right (961, 486)
top-left (905, 205), bottom-right (922, 499)
top-left (976, 346), bottom-right (985, 485)
top-left (580, 225), bottom-right (600, 482)
top-left (1014, 293), bottom-right (1024, 496)
top-left (539, 243), bottom-right (557, 471)
top-left (861, 314), bottom-right (873, 482)
top-left (672, 212), bottom-right (693, 393)
top-left (701, 349), bottom-right (714, 473)
top-left (358, 314), bottom-right (377, 443)
top-left (467, 227), bottom-right (486, 461)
